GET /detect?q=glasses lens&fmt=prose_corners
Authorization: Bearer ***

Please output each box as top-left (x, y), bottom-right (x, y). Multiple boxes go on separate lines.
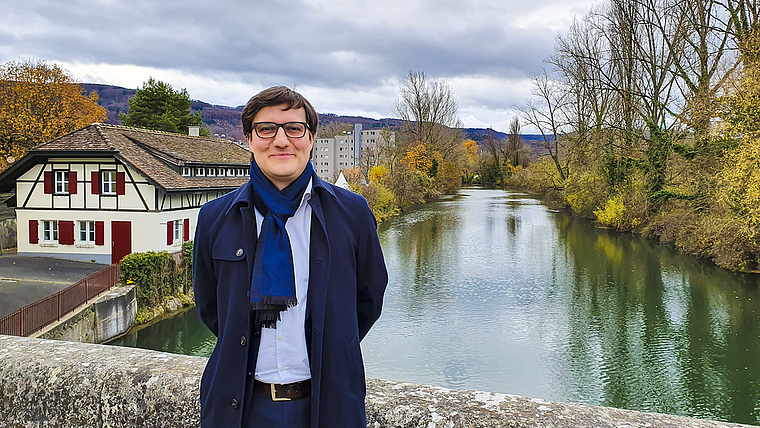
top-left (255, 122), bottom-right (277, 138)
top-left (284, 122), bottom-right (306, 138)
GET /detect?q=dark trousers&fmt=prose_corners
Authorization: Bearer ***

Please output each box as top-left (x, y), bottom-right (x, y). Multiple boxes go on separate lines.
top-left (243, 381), bottom-right (311, 428)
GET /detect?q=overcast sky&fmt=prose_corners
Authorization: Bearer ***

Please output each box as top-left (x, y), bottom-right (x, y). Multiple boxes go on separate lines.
top-left (1, 0), bottom-right (598, 133)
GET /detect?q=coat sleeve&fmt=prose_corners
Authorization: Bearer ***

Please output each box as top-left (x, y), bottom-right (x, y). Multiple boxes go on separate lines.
top-left (355, 201), bottom-right (388, 341)
top-left (193, 208), bottom-right (219, 337)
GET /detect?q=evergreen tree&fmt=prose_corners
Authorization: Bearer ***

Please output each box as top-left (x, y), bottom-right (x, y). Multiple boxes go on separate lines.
top-left (120, 78), bottom-right (205, 134)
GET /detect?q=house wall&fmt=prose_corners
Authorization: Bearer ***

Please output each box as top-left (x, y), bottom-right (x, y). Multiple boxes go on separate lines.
top-left (14, 156), bottom-right (233, 263)
top-left (18, 208), bottom-right (201, 263)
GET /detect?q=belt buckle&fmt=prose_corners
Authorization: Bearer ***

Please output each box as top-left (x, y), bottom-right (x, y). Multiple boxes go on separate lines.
top-left (271, 383), bottom-right (291, 402)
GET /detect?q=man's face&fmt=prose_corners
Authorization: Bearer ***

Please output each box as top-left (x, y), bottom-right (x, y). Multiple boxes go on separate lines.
top-left (247, 104), bottom-right (314, 190)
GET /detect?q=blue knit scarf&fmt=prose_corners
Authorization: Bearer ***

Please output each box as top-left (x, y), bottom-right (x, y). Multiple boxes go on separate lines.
top-left (249, 160), bottom-right (314, 331)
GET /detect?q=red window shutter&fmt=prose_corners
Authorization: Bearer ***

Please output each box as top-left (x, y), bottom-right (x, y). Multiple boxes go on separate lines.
top-left (44, 172), bottom-right (52, 194)
top-left (29, 220), bottom-right (38, 244)
top-left (183, 218), bottom-right (189, 242)
top-left (59, 221), bottom-right (75, 245)
top-left (95, 221), bottom-right (104, 246)
top-left (91, 171), bottom-right (99, 194)
top-left (167, 221), bottom-right (173, 245)
top-left (69, 171), bottom-right (77, 194)
top-left (117, 172), bottom-right (126, 195)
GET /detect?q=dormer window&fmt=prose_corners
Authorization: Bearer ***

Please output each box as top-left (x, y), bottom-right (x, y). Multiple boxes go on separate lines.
top-left (218, 168), bottom-right (225, 176)
top-left (196, 168), bottom-right (205, 177)
top-left (182, 167), bottom-right (191, 177)
top-left (207, 168), bottom-right (216, 177)
top-left (237, 169), bottom-right (244, 177)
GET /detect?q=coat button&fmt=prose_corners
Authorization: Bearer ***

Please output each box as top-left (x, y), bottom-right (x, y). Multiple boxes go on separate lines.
top-left (240, 336), bottom-right (247, 346)
top-left (236, 248), bottom-right (244, 257)
top-left (231, 398), bottom-right (239, 409)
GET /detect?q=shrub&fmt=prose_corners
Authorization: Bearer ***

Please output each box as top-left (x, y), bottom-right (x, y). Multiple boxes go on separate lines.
top-left (120, 248), bottom-right (192, 309)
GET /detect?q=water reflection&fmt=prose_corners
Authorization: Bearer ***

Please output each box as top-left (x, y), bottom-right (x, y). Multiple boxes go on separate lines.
top-left (109, 188), bottom-right (760, 425)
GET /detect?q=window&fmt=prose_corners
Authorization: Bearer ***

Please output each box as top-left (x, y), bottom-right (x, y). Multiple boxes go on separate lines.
top-left (102, 171), bottom-right (117, 194)
top-left (196, 168), bottom-right (205, 177)
top-left (226, 169), bottom-right (234, 177)
top-left (54, 171), bottom-right (69, 194)
top-left (173, 220), bottom-right (182, 242)
top-left (79, 221), bottom-right (95, 242)
top-left (43, 220), bottom-right (58, 242)
top-left (182, 167), bottom-right (191, 177)
top-left (218, 168), bottom-right (226, 176)
top-left (207, 168), bottom-right (216, 177)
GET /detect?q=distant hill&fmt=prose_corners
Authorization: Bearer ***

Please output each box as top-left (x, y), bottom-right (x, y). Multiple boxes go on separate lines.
top-left (83, 83), bottom-right (550, 154)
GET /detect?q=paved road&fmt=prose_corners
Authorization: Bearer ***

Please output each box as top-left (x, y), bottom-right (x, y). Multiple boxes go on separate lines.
top-left (0, 250), bottom-right (108, 318)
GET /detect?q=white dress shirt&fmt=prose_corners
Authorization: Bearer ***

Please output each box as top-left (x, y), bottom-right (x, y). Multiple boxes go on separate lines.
top-left (253, 180), bottom-right (312, 384)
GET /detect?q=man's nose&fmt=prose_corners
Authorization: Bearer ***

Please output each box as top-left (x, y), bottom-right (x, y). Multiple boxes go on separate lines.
top-left (272, 127), bottom-right (290, 146)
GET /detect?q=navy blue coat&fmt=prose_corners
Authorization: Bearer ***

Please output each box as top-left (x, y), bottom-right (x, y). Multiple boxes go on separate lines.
top-left (193, 175), bottom-right (388, 428)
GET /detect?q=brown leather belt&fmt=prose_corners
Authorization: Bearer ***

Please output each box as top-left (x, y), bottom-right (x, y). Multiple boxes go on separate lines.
top-left (254, 379), bottom-right (311, 401)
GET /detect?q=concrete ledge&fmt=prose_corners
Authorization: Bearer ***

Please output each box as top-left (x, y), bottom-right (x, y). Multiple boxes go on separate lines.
top-left (0, 335), bottom-right (753, 428)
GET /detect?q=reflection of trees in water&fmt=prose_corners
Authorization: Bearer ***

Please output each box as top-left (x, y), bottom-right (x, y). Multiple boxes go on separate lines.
top-left (553, 215), bottom-right (760, 424)
top-left (387, 204), bottom-right (462, 320)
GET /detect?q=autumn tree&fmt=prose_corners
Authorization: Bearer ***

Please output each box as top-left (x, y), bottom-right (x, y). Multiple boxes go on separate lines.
top-left (0, 59), bottom-right (108, 167)
top-left (120, 78), bottom-right (205, 135)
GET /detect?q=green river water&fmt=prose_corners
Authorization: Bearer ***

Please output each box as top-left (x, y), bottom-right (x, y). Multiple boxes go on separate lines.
top-left (110, 188), bottom-right (760, 425)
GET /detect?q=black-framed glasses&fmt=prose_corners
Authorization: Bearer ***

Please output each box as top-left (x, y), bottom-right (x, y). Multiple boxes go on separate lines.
top-left (252, 122), bottom-right (309, 139)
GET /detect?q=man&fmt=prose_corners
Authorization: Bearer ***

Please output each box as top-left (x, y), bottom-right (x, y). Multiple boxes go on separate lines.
top-left (193, 86), bottom-right (388, 428)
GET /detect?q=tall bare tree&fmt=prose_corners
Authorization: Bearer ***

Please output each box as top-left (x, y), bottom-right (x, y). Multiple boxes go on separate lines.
top-left (394, 71), bottom-right (463, 162)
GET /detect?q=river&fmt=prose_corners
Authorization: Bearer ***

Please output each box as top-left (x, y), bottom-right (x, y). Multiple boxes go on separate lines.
top-left (109, 188), bottom-right (760, 425)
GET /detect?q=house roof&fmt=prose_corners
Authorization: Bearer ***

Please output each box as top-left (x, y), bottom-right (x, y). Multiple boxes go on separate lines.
top-left (3, 123), bottom-right (251, 192)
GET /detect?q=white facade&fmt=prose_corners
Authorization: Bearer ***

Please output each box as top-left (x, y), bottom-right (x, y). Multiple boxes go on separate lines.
top-left (14, 158), bottom-right (228, 264)
top-left (0, 124), bottom-right (251, 265)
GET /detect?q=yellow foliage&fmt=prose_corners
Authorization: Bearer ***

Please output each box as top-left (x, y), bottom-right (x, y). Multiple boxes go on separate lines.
top-left (717, 137), bottom-right (760, 227)
top-left (594, 194), bottom-right (642, 230)
top-left (404, 142), bottom-right (433, 172)
top-left (0, 59), bottom-right (108, 150)
top-left (438, 161), bottom-right (461, 193)
top-left (368, 164), bottom-right (388, 183)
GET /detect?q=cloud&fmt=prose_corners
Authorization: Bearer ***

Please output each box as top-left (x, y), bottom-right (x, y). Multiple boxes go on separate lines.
top-left (1, 0), bottom-right (597, 127)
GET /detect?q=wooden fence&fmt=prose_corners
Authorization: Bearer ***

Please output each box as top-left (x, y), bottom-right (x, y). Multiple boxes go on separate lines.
top-left (0, 264), bottom-right (121, 337)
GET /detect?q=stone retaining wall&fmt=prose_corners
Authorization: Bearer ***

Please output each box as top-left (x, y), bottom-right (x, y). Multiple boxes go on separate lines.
top-left (0, 218), bottom-right (15, 251)
top-left (0, 335), bottom-right (752, 428)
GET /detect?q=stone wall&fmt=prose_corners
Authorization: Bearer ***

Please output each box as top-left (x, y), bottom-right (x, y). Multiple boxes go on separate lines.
top-left (35, 286), bottom-right (136, 344)
top-left (0, 218), bottom-right (15, 251)
top-left (0, 335), bottom-right (753, 428)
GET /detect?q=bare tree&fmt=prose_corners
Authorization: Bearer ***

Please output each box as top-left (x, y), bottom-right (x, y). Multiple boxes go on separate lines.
top-left (517, 70), bottom-right (570, 181)
top-left (506, 116), bottom-right (524, 167)
top-left (316, 121), bottom-right (353, 139)
top-left (394, 71), bottom-right (463, 162)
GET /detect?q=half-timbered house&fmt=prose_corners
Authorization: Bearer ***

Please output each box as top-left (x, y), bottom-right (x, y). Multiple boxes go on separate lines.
top-left (0, 123), bottom-right (251, 263)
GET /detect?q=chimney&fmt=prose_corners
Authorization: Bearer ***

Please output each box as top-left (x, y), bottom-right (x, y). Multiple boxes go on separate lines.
top-left (189, 126), bottom-right (200, 137)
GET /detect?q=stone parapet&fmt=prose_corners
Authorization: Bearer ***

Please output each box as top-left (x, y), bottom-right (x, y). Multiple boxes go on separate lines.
top-left (0, 335), bottom-right (753, 428)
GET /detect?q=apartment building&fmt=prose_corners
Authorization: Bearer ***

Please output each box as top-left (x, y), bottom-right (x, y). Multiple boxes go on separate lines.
top-left (311, 124), bottom-right (394, 181)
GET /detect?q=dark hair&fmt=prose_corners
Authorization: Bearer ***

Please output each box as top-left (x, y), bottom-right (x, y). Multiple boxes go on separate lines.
top-left (241, 86), bottom-right (318, 140)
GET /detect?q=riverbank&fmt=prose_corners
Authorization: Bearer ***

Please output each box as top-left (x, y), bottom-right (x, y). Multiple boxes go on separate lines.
top-left (506, 159), bottom-right (760, 273)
